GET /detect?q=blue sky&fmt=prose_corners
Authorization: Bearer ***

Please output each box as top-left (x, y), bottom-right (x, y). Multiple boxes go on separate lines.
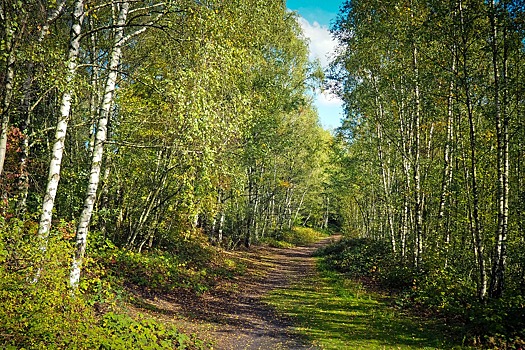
top-left (287, 0), bottom-right (343, 26)
top-left (287, 0), bottom-right (345, 130)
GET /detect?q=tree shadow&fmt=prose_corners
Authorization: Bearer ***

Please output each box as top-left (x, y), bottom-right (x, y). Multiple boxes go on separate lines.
top-left (126, 237), bottom-right (336, 349)
top-left (266, 272), bottom-right (463, 349)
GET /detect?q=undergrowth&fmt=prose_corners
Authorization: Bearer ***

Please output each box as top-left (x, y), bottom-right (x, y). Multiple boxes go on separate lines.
top-left (0, 217), bottom-right (217, 349)
top-left (315, 237), bottom-right (525, 349)
top-left (265, 257), bottom-right (457, 349)
top-left (89, 233), bottom-right (244, 296)
top-left (262, 226), bottom-right (328, 248)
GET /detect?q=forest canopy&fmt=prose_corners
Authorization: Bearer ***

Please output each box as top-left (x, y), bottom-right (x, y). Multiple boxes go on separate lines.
top-left (329, 0), bottom-right (525, 344)
top-left (0, 1), bottom-right (333, 346)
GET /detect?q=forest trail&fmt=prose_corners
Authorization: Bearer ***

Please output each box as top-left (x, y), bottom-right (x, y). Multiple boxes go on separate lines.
top-left (128, 236), bottom-right (338, 349)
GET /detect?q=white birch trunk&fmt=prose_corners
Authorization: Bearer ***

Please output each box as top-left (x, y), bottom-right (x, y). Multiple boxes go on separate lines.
top-left (411, 15), bottom-right (424, 269)
top-left (0, 14), bottom-right (16, 177)
top-left (293, 189), bottom-right (307, 227)
top-left (37, 0), bottom-right (85, 243)
top-left (397, 83), bottom-right (411, 261)
top-left (489, 0), bottom-right (509, 298)
top-left (0, 56), bottom-right (14, 178)
top-left (70, 1), bottom-right (130, 288)
top-left (218, 211), bottom-right (225, 243)
top-left (372, 77), bottom-right (396, 255)
top-left (439, 61), bottom-right (455, 267)
top-left (39, 0), bottom-right (67, 41)
top-left (17, 1), bottom-right (67, 213)
top-left (459, 0), bottom-right (486, 300)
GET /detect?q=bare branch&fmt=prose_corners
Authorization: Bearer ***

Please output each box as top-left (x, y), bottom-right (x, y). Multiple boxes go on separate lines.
top-left (128, 2), bottom-right (166, 15)
top-left (29, 86), bottom-right (58, 113)
top-left (106, 140), bottom-right (205, 153)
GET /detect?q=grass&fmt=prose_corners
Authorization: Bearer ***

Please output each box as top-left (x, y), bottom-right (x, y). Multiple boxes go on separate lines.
top-left (262, 226), bottom-right (329, 248)
top-left (265, 262), bottom-right (465, 350)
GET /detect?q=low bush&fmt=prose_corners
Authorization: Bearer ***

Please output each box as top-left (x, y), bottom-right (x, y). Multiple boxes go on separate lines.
top-left (316, 236), bottom-right (525, 348)
top-left (260, 237), bottom-right (294, 248)
top-left (109, 248), bottom-right (216, 294)
top-left (97, 312), bottom-right (207, 349)
top-left (0, 217), bottom-right (207, 349)
top-left (315, 237), bottom-right (391, 277)
top-left (89, 231), bottom-right (241, 295)
top-left (0, 217), bottom-right (91, 348)
top-left (268, 226), bottom-right (327, 247)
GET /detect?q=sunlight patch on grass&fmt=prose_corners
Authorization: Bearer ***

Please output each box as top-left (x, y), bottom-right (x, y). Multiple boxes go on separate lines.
top-left (265, 263), bottom-right (463, 350)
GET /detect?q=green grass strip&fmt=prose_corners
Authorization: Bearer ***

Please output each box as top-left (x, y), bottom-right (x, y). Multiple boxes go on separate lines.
top-left (265, 262), bottom-right (464, 349)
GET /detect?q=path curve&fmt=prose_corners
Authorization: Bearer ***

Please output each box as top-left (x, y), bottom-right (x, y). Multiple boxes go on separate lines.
top-left (129, 236), bottom-right (338, 349)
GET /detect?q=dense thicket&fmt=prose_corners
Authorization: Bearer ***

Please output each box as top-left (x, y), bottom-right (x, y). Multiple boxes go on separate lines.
top-left (0, 0), bottom-right (330, 346)
top-left (329, 0), bottom-right (525, 344)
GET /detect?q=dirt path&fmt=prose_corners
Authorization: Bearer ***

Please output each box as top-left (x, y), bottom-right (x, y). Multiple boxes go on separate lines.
top-left (128, 236), bottom-right (337, 349)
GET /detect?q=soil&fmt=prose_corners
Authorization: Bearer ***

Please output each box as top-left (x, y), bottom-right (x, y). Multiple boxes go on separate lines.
top-left (126, 236), bottom-right (338, 350)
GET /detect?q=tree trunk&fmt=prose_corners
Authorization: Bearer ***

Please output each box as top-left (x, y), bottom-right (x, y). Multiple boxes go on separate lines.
top-left (489, 0), bottom-right (509, 299)
top-left (373, 83), bottom-right (396, 255)
top-left (37, 0), bottom-right (85, 243)
top-left (411, 15), bottom-right (424, 268)
top-left (16, 1), bottom-right (67, 214)
top-left (0, 12), bottom-right (16, 177)
top-left (438, 52), bottom-right (457, 267)
top-left (70, 1), bottom-right (129, 288)
top-left (324, 195), bottom-right (330, 229)
top-left (459, 0), bottom-right (486, 301)
top-left (293, 188), bottom-right (307, 227)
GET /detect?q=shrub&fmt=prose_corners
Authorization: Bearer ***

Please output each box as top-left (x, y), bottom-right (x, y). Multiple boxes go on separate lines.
top-left (269, 226), bottom-right (327, 247)
top-left (260, 237), bottom-right (294, 248)
top-left (316, 235), bottom-right (525, 347)
top-left (316, 237), bottom-right (391, 277)
top-left (0, 217), bottom-right (98, 348)
top-left (97, 312), bottom-right (207, 349)
top-left (0, 218), bottom-right (207, 349)
top-left (100, 234), bottom-right (236, 294)
top-left (380, 265), bottom-right (417, 290)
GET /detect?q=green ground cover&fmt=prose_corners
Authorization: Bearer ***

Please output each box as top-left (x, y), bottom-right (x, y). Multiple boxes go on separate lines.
top-left (266, 263), bottom-right (464, 349)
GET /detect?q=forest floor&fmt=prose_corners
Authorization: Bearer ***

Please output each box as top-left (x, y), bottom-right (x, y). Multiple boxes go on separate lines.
top-left (125, 236), bottom-right (335, 349)
top-left (124, 236), bottom-right (456, 350)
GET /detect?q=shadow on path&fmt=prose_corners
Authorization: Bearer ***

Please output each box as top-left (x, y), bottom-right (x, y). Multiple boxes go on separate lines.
top-left (128, 236), bottom-right (338, 350)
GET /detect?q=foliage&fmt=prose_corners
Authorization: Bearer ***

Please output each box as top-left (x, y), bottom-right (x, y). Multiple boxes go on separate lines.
top-left (83, 231), bottom-right (239, 295)
top-left (282, 227), bottom-right (329, 246)
top-left (262, 227), bottom-right (328, 248)
top-left (315, 237), bottom-right (391, 277)
top-left (97, 312), bottom-right (207, 350)
top-left (0, 217), bottom-right (207, 349)
top-left (0, 216), bottom-right (90, 348)
top-left (261, 237), bottom-right (294, 249)
top-left (317, 238), bottom-right (525, 347)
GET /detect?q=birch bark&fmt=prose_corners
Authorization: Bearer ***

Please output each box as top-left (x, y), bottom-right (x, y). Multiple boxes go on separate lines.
top-left (70, 1), bottom-right (130, 288)
top-left (37, 0), bottom-right (85, 243)
top-left (0, 7), bottom-right (17, 177)
top-left (17, 0), bottom-right (67, 213)
top-left (459, 0), bottom-right (487, 300)
top-left (489, 0), bottom-right (509, 298)
top-left (373, 78), bottom-right (396, 255)
top-left (410, 7), bottom-right (424, 268)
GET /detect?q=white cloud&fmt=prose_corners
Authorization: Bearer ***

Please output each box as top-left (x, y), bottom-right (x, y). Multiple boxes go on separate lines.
top-left (297, 17), bottom-right (337, 69)
top-left (317, 89), bottom-right (343, 107)
top-left (296, 16), bottom-right (344, 129)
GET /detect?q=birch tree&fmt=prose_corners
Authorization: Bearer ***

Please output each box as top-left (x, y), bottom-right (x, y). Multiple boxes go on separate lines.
top-left (37, 0), bottom-right (85, 243)
top-left (0, 0), bottom-right (18, 177)
top-left (70, 0), bottom-right (173, 287)
top-left (70, 0), bottom-right (130, 288)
